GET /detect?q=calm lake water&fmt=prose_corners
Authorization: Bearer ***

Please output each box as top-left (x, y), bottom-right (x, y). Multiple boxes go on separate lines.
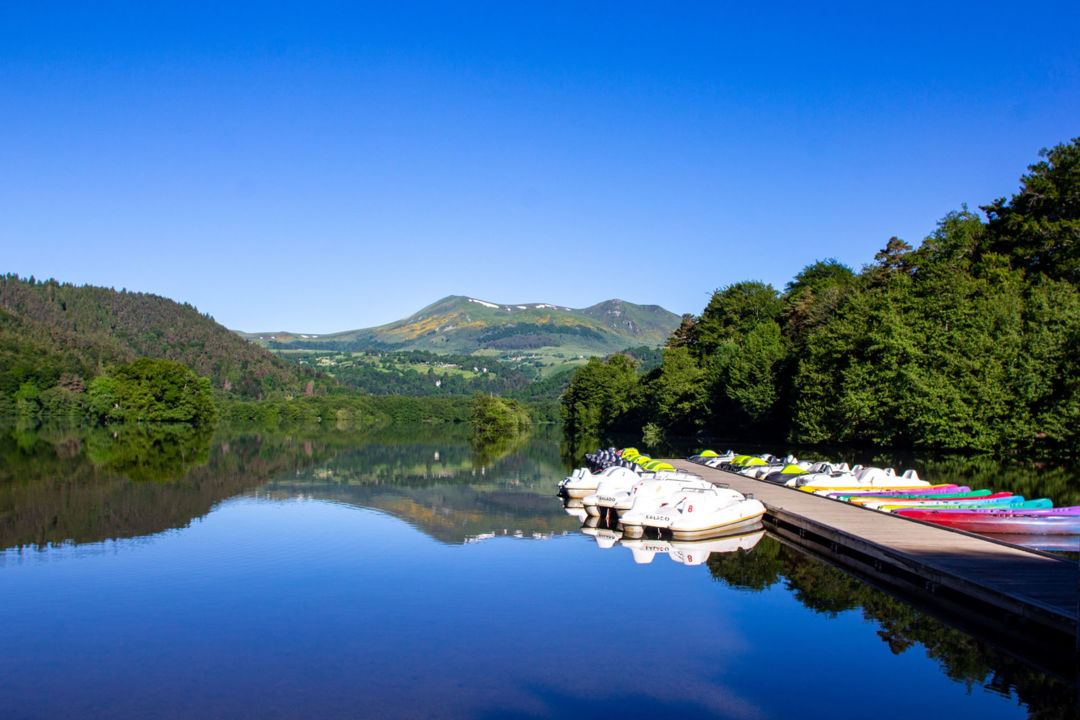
top-left (1, 421), bottom-right (1077, 719)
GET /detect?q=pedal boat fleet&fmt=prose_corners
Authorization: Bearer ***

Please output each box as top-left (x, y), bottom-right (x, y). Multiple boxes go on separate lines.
top-left (687, 450), bottom-right (1080, 539)
top-left (559, 448), bottom-right (765, 541)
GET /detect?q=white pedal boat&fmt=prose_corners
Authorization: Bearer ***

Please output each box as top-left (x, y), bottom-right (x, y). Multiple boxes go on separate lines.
top-left (702, 453), bottom-right (737, 468)
top-left (560, 465), bottom-right (641, 499)
top-left (580, 469), bottom-right (657, 517)
top-left (690, 450), bottom-right (736, 467)
top-left (619, 486), bottom-right (766, 540)
top-left (793, 466), bottom-right (924, 490)
top-left (782, 462), bottom-right (854, 487)
top-left (738, 455), bottom-right (802, 479)
top-left (581, 469), bottom-right (702, 517)
top-left (593, 473), bottom-right (712, 520)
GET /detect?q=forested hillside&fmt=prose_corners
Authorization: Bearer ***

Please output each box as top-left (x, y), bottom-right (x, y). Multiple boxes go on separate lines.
top-left (0, 276), bottom-right (314, 407)
top-left (563, 137), bottom-right (1080, 453)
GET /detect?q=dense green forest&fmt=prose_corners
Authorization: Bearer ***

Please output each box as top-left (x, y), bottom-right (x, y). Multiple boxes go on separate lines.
top-left (563, 138), bottom-right (1080, 453)
top-left (0, 275), bottom-right (321, 406)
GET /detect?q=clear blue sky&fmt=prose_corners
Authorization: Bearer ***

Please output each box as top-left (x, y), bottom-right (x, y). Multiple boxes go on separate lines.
top-left (2, 2), bottom-right (1078, 333)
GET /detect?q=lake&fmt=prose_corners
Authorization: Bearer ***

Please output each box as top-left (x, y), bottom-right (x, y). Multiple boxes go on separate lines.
top-left (1, 421), bottom-right (1077, 719)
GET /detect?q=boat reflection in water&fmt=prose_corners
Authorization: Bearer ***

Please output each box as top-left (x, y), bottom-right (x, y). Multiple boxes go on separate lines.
top-left (570, 499), bottom-right (765, 566)
top-left (562, 497), bottom-right (589, 523)
top-left (620, 530), bottom-right (764, 566)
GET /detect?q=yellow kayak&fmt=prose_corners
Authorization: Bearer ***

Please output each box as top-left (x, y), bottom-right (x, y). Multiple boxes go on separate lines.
top-left (804, 484), bottom-right (952, 495)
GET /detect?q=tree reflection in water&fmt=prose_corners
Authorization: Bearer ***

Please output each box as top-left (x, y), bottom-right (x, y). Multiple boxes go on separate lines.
top-left (0, 421), bottom-right (336, 550)
top-left (708, 535), bottom-right (1080, 719)
top-left (0, 421), bottom-right (577, 550)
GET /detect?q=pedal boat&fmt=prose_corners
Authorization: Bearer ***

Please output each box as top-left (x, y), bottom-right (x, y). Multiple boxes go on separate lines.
top-left (560, 465), bottom-right (640, 499)
top-left (619, 486), bottom-right (766, 540)
top-left (592, 473), bottom-right (713, 522)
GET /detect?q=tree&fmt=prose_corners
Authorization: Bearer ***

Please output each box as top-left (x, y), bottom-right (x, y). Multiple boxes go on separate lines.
top-left (560, 354), bottom-right (639, 437)
top-left (666, 314), bottom-right (697, 349)
top-left (88, 358), bottom-right (217, 425)
top-left (646, 346), bottom-right (708, 434)
top-left (782, 259), bottom-right (856, 342)
top-left (469, 393), bottom-right (531, 443)
top-left (983, 137), bottom-right (1080, 283)
top-left (691, 282), bottom-right (783, 359)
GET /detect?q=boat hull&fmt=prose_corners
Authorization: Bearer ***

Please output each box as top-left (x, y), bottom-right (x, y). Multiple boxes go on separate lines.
top-left (669, 513), bottom-right (766, 541)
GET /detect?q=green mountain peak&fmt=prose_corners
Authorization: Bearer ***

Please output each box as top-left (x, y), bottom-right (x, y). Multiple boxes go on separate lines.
top-left (242, 295), bottom-right (680, 355)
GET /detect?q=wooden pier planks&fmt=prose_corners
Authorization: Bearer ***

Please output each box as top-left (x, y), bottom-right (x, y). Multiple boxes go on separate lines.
top-left (668, 459), bottom-right (1079, 636)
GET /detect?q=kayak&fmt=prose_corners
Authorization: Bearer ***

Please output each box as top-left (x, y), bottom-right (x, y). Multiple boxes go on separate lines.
top-left (846, 489), bottom-right (993, 505)
top-left (803, 484), bottom-right (944, 494)
top-left (875, 498), bottom-right (1052, 512)
top-left (825, 485), bottom-right (966, 499)
top-left (852, 491), bottom-right (1013, 508)
top-left (894, 510), bottom-right (1080, 535)
top-left (896, 505), bottom-right (1080, 516)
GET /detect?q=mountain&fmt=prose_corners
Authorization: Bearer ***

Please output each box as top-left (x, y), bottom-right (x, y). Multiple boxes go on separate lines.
top-left (0, 275), bottom-right (310, 400)
top-left (242, 295), bottom-right (681, 355)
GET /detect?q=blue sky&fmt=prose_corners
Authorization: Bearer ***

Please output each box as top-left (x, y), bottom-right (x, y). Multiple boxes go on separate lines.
top-left (2, 2), bottom-right (1078, 332)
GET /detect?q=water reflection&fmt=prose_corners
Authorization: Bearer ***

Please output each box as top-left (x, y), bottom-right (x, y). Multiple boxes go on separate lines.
top-left (0, 421), bottom-right (579, 550)
top-left (0, 423), bottom-right (310, 549)
top-left (707, 534), bottom-right (1078, 718)
top-left (255, 425), bottom-right (580, 544)
top-left (1, 421), bottom-right (1077, 718)
top-left (572, 503), bottom-right (766, 566)
top-left (561, 494), bottom-right (1078, 718)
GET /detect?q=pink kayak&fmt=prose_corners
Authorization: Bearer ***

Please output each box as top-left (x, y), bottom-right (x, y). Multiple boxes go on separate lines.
top-left (896, 509), bottom-right (1080, 535)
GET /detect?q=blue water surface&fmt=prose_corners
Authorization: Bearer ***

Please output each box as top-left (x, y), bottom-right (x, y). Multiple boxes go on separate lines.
top-left (0, 425), bottom-right (1070, 719)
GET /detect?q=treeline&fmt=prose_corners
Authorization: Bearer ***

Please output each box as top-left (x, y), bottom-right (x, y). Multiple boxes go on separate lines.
top-left (0, 275), bottom-right (320, 404)
top-left (274, 347), bottom-right (662, 402)
top-left (563, 138), bottom-right (1080, 453)
top-left (292, 350), bottom-right (541, 397)
top-left (220, 394), bottom-right (474, 429)
top-left (220, 392), bottom-right (560, 431)
top-left (3, 356), bottom-right (217, 425)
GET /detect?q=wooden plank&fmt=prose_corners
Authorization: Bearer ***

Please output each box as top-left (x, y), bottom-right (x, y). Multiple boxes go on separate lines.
top-left (667, 459), bottom-right (1079, 636)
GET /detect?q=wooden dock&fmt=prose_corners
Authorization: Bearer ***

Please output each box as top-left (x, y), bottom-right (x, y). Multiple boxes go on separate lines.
top-left (668, 460), bottom-right (1080, 645)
